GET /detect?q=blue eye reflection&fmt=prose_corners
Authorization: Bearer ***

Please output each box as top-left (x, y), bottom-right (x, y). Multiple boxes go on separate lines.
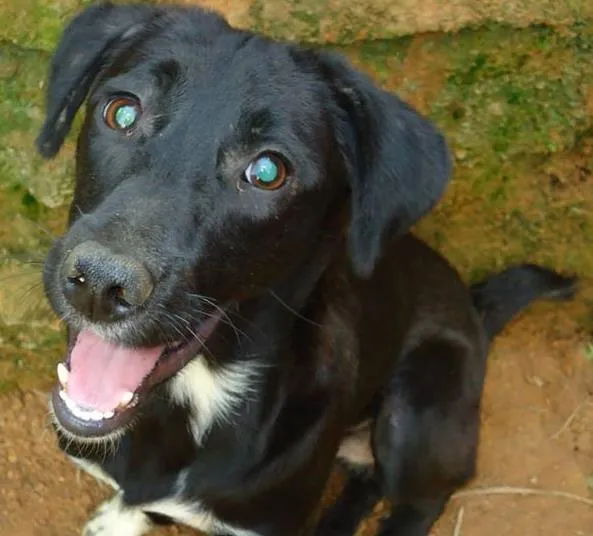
top-left (244, 154), bottom-right (288, 190)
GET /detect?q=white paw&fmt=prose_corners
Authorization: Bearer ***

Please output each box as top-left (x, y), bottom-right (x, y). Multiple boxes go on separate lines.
top-left (83, 493), bottom-right (152, 536)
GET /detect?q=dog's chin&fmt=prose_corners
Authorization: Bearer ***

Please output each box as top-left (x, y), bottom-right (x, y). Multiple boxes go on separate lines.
top-left (50, 312), bottom-right (224, 441)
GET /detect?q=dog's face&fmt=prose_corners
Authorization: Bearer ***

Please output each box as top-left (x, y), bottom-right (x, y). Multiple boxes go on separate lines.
top-left (37, 4), bottom-right (451, 441)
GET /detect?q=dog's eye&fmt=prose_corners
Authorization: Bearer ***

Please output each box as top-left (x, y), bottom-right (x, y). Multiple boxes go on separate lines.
top-left (244, 154), bottom-right (288, 190)
top-left (103, 96), bottom-right (142, 132)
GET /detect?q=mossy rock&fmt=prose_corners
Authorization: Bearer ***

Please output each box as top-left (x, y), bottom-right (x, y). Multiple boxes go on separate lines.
top-left (247, 0), bottom-right (593, 44)
top-left (1, 11), bottom-right (592, 391)
top-left (338, 24), bottom-right (593, 173)
top-left (0, 0), bottom-right (93, 51)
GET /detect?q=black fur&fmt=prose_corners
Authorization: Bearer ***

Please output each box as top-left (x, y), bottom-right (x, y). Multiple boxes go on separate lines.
top-left (38, 3), bottom-right (577, 535)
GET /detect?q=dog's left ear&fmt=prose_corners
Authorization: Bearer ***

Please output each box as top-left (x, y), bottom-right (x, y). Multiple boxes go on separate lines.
top-left (317, 52), bottom-right (452, 277)
top-left (36, 3), bottom-right (157, 159)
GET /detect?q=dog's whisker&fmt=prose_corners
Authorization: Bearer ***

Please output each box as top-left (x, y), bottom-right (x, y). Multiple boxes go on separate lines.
top-left (25, 219), bottom-right (59, 241)
top-left (155, 305), bottom-right (186, 333)
top-left (192, 308), bottom-right (255, 348)
top-left (0, 255), bottom-right (45, 265)
top-left (4, 281), bottom-right (51, 320)
top-left (6, 280), bottom-right (43, 301)
top-left (170, 293), bottom-right (251, 346)
top-left (164, 310), bottom-right (217, 363)
top-left (165, 309), bottom-right (234, 356)
top-left (185, 293), bottom-right (266, 345)
top-left (267, 290), bottom-right (326, 329)
top-left (186, 293), bottom-right (241, 334)
top-left (149, 308), bottom-right (179, 347)
top-left (73, 204), bottom-right (86, 218)
top-left (0, 271), bottom-right (43, 284)
top-left (154, 306), bottom-right (191, 347)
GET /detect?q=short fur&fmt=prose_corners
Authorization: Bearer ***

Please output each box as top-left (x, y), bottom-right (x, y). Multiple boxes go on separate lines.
top-left (38, 3), bottom-right (577, 535)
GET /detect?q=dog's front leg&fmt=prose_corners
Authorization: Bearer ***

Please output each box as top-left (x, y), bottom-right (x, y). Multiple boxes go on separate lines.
top-left (83, 492), bottom-right (153, 536)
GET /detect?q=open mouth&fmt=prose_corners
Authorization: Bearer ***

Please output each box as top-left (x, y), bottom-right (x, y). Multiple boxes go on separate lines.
top-left (51, 310), bottom-right (224, 439)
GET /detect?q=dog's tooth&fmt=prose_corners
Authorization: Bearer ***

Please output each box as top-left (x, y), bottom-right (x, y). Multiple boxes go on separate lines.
top-left (57, 363), bottom-right (69, 387)
top-left (89, 410), bottom-right (103, 421)
top-left (63, 392), bottom-right (76, 412)
top-left (78, 410), bottom-right (91, 421)
top-left (103, 410), bottom-right (115, 419)
top-left (58, 389), bottom-right (67, 402)
top-left (69, 404), bottom-right (83, 419)
top-left (119, 391), bottom-right (135, 408)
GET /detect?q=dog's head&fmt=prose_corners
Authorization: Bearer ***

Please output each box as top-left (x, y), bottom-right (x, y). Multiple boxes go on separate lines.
top-left (38, 3), bottom-right (451, 440)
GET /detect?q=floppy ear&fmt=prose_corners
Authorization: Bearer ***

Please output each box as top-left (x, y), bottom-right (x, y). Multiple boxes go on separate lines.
top-left (36, 2), bottom-right (157, 159)
top-left (318, 52), bottom-right (452, 277)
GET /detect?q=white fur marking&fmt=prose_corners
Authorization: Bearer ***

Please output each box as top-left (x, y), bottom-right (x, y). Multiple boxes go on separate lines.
top-left (69, 456), bottom-right (120, 490)
top-left (84, 493), bottom-right (261, 536)
top-left (169, 354), bottom-right (259, 444)
top-left (145, 498), bottom-right (260, 536)
top-left (337, 421), bottom-right (375, 467)
top-left (74, 460), bottom-right (261, 535)
top-left (83, 493), bottom-right (151, 536)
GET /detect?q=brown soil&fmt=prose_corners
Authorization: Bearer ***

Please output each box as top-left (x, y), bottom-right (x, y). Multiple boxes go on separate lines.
top-left (1, 301), bottom-right (592, 536)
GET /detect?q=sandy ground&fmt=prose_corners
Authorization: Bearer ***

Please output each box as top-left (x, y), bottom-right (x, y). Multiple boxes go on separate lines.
top-left (0, 299), bottom-right (592, 536)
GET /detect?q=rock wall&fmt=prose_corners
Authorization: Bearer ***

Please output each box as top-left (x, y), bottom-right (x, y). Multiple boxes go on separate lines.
top-left (198, 0), bottom-right (593, 44)
top-left (0, 1), bottom-right (592, 391)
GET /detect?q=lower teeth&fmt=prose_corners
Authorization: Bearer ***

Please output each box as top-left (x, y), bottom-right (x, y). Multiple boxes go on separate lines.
top-left (58, 390), bottom-right (119, 422)
top-left (56, 362), bottom-right (138, 422)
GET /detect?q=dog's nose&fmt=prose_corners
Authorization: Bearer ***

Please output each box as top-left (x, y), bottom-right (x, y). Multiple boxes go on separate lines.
top-left (61, 241), bottom-right (154, 323)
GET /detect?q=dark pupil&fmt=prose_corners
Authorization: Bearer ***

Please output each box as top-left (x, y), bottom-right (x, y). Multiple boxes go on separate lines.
top-left (252, 157), bottom-right (278, 183)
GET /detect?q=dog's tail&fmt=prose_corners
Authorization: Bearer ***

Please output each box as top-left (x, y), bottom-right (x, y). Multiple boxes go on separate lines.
top-left (470, 264), bottom-right (578, 341)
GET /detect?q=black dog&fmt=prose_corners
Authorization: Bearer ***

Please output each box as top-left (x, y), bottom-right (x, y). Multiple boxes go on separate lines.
top-left (37, 3), bottom-right (577, 535)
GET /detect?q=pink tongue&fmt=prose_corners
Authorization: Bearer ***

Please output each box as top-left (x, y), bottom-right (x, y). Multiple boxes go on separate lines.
top-left (66, 330), bottom-right (164, 412)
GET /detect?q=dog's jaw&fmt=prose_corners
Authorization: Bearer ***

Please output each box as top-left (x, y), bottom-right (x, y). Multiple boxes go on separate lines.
top-left (50, 310), bottom-right (227, 441)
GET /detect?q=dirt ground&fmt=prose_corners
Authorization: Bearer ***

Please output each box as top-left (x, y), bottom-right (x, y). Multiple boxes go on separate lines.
top-left (1, 298), bottom-right (592, 536)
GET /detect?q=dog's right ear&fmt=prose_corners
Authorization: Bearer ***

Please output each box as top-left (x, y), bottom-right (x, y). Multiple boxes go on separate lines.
top-left (36, 2), bottom-right (156, 159)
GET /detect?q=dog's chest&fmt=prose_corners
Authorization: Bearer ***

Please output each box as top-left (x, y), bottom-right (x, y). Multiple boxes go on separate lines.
top-left (70, 457), bottom-right (259, 536)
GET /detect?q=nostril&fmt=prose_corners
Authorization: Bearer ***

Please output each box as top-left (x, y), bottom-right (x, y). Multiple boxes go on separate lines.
top-left (105, 286), bottom-right (134, 316)
top-left (61, 241), bottom-right (154, 322)
top-left (111, 285), bottom-right (130, 305)
top-left (63, 251), bottom-right (87, 286)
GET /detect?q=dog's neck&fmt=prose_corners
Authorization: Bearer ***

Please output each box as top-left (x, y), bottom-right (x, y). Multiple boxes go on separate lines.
top-left (270, 200), bottom-right (350, 315)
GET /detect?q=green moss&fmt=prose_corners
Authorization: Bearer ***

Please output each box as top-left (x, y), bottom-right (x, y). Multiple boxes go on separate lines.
top-left (431, 25), bottom-right (591, 161)
top-left (0, 44), bottom-right (75, 209)
top-left (0, 44), bottom-right (48, 134)
top-left (338, 24), bottom-right (592, 192)
top-left (0, 0), bottom-right (92, 51)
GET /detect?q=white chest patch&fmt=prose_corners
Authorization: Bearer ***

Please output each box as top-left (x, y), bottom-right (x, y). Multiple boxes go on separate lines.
top-left (168, 354), bottom-right (260, 444)
top-left (71, 356), bottom-right (263, 535)
top-left (337, 420), bottom-right (375, 467)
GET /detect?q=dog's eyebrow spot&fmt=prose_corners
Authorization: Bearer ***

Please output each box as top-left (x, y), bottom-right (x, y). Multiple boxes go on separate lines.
top-left (151, 59), bottom-right (182, 92)
top-left (239, 108), bottom-right (277, 144)
top-left (215, 109), bottom-right (280, 168)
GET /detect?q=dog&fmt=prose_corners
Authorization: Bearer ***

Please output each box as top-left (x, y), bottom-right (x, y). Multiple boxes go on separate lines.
top-left (36, 3), bottom-right (577, 535)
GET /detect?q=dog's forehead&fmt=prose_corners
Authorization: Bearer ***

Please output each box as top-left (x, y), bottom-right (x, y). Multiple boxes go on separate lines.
top-left (128, 25), bottom-right (318, 101)
top-left (105, 28), bottom-right (329, 148)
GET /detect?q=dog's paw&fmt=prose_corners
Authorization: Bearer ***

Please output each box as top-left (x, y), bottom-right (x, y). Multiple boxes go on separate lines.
top-left (83, 493), bottom-right (152, 536)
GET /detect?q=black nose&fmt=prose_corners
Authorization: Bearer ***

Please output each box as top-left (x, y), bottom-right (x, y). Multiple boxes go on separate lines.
top-left (61, 241), bottom-right (154, 323)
